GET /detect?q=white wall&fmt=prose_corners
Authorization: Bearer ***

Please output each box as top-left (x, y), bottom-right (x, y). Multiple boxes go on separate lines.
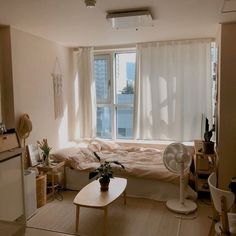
top-left (217, 23), bottom-right (236, 189)
top-left (10, 28), bottom-right (73, 149)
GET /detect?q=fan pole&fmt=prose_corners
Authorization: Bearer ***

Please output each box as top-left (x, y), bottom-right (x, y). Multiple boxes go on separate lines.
top-left (164, 143), bottom-right (197, 214)
top-left (180, 162), bottom-right (184, 205)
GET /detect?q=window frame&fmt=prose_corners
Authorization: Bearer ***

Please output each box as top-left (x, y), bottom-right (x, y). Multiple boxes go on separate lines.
top-left (94, 49), bottom-right (136, 140)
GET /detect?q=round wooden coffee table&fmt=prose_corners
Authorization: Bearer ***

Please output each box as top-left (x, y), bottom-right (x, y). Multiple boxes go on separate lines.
top-left (73, 177), bottom-right (127, 236)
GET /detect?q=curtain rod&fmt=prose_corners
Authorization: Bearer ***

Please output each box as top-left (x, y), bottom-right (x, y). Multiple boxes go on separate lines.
top-left (72, 37), bottom-right (215, 52)
top-left (135, 37), bottom-right (215, 45)
top-left (72, 43), bottom-right (136, 52)
top-left (94, 43), bottom-right (136, 52)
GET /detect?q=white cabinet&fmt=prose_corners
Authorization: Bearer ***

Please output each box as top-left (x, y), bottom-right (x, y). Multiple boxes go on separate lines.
top-left (0, 154), bottom-right (24, 221)
top-left (24, 170), bottom-right (37, 219)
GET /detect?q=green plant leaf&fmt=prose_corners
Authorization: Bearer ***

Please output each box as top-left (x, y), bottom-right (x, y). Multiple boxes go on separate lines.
top-left (93, 152), bottom-right (101, 161)
top-left (112, 161), bottom-right (125, 169)
top-left (89, 171), bottom-right (98, 179)
top-left (108, 173), bottom-right (113, 178)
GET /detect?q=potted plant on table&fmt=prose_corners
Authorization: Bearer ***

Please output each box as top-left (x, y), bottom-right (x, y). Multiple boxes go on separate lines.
top-left (37, 139), bottom-right (52, 166)
top-left (203, 118), bottom-right (215, 154)
top-left (89, 152), bottom-right (125, 191)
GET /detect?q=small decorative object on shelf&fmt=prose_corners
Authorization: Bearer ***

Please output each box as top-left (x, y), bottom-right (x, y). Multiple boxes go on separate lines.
top-left (89, 152), bottom-right (125, 191)
top-left (37, 139), bottom-right (52, 166)
top-left (203, 118), bottom-right (215, 154)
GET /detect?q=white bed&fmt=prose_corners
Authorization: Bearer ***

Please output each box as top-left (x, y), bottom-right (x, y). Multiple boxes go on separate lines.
top-left (51, 139), bottom-right (197, 201)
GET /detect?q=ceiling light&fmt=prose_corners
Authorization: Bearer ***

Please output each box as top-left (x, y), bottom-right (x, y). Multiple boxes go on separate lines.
top-left (106, 10), bottom-right (153, 29)
top-left (84, 0), bottom-right (96, 8)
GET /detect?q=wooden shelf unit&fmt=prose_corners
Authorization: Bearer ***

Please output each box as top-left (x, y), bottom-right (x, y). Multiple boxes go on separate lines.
top-left (193, 140), bottom-right (216, 194)
top-left (37, 161), bottom-right (65, 200)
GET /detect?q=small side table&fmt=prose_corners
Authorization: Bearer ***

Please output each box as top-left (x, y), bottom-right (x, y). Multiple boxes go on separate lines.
top-left (37, 161), bottom-right (65, 200)
top-left (73, 177), bottom-right (127, 236)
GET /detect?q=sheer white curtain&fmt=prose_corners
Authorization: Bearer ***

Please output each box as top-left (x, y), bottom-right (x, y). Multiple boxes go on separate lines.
top-left (134, 39), bottom-right (212, 141)
top-left (73, 47), bottom-right (96, 139)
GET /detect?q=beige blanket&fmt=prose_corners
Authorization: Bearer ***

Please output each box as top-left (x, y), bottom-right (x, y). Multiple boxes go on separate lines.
top-left (52, 140), bottom-right (181, 184)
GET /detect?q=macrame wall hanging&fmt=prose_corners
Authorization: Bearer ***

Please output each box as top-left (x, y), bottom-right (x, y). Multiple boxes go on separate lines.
top-left (51, 57), bottom-right (64, 119)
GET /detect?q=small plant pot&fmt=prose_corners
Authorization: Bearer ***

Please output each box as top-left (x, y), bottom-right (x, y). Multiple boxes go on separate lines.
top-left (203, 141), bottom-right (214, 154)
top-left (99, 177), bottom-right (110, 192)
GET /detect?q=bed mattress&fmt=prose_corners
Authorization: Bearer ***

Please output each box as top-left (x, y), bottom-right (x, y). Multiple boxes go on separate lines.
top-left (51, 139), bottom-right (187, 185)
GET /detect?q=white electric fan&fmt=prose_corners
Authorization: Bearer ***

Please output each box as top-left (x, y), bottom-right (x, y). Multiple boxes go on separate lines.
top-left (163, 143), bottom-right (197, 214)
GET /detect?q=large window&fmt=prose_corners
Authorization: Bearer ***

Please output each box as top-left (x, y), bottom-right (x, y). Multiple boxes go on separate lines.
top-left (94, 52), bottom-right (136, 139)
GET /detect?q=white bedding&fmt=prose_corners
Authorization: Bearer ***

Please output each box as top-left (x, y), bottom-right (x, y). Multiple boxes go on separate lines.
top-left (51, 140), bottom-right (183, 185)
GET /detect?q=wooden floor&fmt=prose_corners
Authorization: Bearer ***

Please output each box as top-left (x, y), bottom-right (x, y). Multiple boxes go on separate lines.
top-left (27, 191), bottom-right (213, 236)
top-left (24, 228), bottom-right (74, 236)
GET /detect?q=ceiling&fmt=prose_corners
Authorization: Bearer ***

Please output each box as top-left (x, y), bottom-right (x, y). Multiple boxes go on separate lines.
top-left (0, 0), bottom-right (236, 47)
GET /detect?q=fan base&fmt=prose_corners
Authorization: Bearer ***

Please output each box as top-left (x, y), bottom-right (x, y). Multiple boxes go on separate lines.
top-left (166, 199), bottom-right (197, 214)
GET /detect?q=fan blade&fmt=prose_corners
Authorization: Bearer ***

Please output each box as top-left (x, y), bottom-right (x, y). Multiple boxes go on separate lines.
top-left (168, 159), bottom-right (177, 171)
top-left (166, 153), bottom-right (175, 162)
top-left (163, 143), bottom-right (192, 173)
top-left (175, 162), bottom-right (182, 172)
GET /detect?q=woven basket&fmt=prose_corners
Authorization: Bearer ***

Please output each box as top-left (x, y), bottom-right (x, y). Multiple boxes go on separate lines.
top-left (36, 174), bottom-right (47, 208)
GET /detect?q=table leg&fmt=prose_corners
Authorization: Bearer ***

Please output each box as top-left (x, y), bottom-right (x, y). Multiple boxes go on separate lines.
top-left (103, 207), bottom-right (108, 236)
top-left (123, 190), bottom-right (127, 205)
top-left (75, 205), bottom-right (80, 233)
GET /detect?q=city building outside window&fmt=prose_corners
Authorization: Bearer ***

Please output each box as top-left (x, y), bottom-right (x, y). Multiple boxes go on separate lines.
top-left (94, 51), bottom-right (136, 139)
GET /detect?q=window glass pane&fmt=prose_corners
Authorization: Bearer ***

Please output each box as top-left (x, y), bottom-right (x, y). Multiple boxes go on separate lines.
top-left (97, 106), bottom-right (112, 139)
top-left (117, 107), bottom-right (133, 139)
top-left (115, 53), bottom-right (136, 104)
top-left (94, 55), bottom-right (110, 103)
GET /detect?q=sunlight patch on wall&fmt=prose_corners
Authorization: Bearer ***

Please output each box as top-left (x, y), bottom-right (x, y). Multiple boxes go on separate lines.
top-left (74, 72), bottom-right (79, 114)
top-left (142, 75), bottom-right (153, 139)
top-left (58, 105), bottom-right (69, 147)
top-left (159, 76), bottom-right (168, 125)
top-left (159, 76), bottom-right (167, 104)
top-left (172, 76), bottom-right (177, 123)
top-left (73, 72), bottom-right (80, 140)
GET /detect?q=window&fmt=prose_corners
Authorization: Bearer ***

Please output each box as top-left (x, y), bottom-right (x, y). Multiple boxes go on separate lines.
top-left (94, 51), bottom-right (136, 139)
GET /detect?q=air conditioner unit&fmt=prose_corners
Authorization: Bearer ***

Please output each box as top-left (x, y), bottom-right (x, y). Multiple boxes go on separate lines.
top-left (106, 10), bottom-right (153, 29)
